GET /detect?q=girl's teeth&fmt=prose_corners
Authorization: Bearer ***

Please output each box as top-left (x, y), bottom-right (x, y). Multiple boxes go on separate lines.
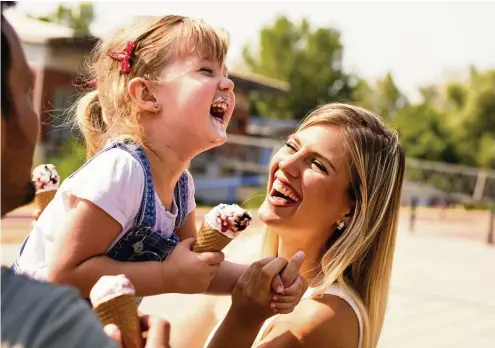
top-left (211, 103), bottom-right (227, 112)
top-left (212, 98), bottom-right (230, 109)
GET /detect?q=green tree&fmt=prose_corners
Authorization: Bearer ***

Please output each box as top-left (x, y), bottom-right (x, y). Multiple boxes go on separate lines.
top-left (243, 16), bottom-right (356, 119)
top-left (353, 72), bottom-right (408, 121)
top-left (31, 2), bottom-right (94, 36)
top-left (443, 68), bottom-right (495, 168)
top-left (394, 103), bottom-right (458, 163)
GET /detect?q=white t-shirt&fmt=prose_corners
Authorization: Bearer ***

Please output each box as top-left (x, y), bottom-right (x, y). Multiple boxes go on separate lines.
top-left (16, 148), bottom-right (196, 280)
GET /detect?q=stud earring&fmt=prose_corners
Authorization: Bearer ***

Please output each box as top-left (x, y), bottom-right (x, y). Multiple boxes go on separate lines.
top-left (337, 221), bottom-right (345, 230)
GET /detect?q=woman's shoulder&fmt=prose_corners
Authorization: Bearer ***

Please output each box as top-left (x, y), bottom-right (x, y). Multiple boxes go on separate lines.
top-left (259, 290), bottom-right (360, 347)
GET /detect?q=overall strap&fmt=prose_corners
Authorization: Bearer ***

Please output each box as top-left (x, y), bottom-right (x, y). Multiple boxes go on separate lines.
top-left (111, 140), bottom-right (156, 228)
top-left (174, 172), bottom-right (189, 231)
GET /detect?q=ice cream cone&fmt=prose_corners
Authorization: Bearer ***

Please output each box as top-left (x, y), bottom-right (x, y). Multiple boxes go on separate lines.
top-left (93, 293), bottom-right (143, 348)
top-left (91, 275), bottom-right (143, 348)
top-left (34, 190), bottom-right (56, 210)
top-left (32, 164), bottom-right (60, 211)
top-left (192, 221), bottom-right (233, 253)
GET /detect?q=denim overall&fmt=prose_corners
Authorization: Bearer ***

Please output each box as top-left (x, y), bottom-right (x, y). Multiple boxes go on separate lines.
top-left (12, 139), bottom-right (189, 305)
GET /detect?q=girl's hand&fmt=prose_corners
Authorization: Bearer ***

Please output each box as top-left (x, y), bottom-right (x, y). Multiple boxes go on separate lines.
top-left (165, 238), bottom-right (225, 294)
top-left (271, 251), bottom-right (308, 314)
top-left (230, 257), bottom-right (292, 324)
top-left (271, 274), bottom-right (308, 314)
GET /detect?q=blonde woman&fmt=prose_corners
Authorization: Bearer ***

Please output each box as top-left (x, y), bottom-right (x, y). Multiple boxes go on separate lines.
top-left (204, 102), bottom-right (405, 348)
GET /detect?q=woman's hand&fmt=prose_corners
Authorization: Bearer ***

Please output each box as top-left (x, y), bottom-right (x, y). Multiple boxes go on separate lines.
top-left (230, 252), bottom-right (306, 324)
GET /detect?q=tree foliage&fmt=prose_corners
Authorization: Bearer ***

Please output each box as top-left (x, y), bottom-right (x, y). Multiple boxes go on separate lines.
top-left (243, 16), bottom-right (356, 119)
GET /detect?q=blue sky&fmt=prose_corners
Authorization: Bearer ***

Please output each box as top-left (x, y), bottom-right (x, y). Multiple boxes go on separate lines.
top-left (16, 1), bottom-right (495, 101)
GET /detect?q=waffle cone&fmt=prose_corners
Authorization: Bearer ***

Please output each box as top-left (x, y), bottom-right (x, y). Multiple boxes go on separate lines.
top-left (192, 221), bottom-right (233, 253)
top-left (34, 190), bottom-right (56, 210)
top-left (93, 294), bottom-right (143, 348)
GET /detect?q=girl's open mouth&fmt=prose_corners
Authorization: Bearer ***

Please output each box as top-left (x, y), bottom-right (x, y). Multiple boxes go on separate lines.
top-left (210, 96), bottom-right (230, 122)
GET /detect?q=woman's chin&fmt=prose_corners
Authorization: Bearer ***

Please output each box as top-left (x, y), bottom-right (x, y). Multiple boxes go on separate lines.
top-left (258, 200), bottom-right (273, 223)
top-left (258, 199), bottom-right (289, 226)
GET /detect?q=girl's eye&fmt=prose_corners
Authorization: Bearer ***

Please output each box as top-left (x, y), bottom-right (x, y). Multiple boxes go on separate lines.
top-left (200, 67), bottom-right (213, 74)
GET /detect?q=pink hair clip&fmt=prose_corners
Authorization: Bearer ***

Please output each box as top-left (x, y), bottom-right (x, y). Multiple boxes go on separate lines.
top-left (107, 41), bottom-right (136, 73)
top-left (86, 78), bottom-right (97, 88)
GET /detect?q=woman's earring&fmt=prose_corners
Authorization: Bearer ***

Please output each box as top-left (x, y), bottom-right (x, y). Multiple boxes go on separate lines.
top-left (153, 102), bottom-right (159, 112)
top-left (337, 221), bottom-right (345, 231)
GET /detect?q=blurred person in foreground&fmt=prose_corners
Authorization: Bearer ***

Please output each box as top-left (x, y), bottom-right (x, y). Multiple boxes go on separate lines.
top-left (0, 4), bottom-right (170, 347)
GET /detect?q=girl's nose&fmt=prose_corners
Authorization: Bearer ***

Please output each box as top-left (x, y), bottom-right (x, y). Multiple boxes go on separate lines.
top-left (220, 76), bottom-right (234, 92)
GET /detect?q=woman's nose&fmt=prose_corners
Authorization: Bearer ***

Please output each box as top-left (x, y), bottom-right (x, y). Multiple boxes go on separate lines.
top-left (279, 153), bottom-right (300, 178)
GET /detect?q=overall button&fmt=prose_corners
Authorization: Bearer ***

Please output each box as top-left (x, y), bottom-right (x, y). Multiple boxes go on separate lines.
top-left (133, 241), bottom-right (144, 254)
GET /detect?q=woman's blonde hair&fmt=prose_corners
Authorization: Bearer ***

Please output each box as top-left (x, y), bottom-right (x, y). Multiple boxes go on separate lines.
top-left (262, 102), bottom-right (405, 348)
top-left (72, 15), bottom-right (229, 158)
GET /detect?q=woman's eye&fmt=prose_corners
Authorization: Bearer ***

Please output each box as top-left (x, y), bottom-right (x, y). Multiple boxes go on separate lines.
top-left (285, 142), bottom-right (297, 152)
top-left (312, 161), bottom-right (328, 173)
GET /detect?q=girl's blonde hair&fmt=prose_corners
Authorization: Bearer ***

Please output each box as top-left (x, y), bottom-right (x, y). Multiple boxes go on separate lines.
top-left (72, 15), bottom-right (229, 158)
top-left (262, 103), bottom-right (405, 348)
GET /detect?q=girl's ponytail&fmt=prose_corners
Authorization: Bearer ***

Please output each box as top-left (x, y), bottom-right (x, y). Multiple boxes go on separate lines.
top-left (74, 90), bottom-right (106, 158)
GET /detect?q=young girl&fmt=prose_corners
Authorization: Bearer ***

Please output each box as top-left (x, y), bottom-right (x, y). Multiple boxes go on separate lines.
top-left (12, 15), bottom-right (305, 309)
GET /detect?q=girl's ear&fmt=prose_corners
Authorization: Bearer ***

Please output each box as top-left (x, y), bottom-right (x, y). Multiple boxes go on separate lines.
top-left (127, 77), bottom-right (160, 113)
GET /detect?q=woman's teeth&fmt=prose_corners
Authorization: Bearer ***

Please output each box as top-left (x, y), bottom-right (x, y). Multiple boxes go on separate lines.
top-left (272, 179), bottom-right (300, 202)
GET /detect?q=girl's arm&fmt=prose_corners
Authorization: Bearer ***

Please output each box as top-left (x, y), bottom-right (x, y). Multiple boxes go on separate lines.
top-left (47, 197), bottom-right (221, 298)
top-left (47, 197), bottom-right (171, 297)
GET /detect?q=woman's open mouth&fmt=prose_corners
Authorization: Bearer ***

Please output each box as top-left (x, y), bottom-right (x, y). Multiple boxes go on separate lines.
top-left (268, 178), bottom-right (301, 207)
